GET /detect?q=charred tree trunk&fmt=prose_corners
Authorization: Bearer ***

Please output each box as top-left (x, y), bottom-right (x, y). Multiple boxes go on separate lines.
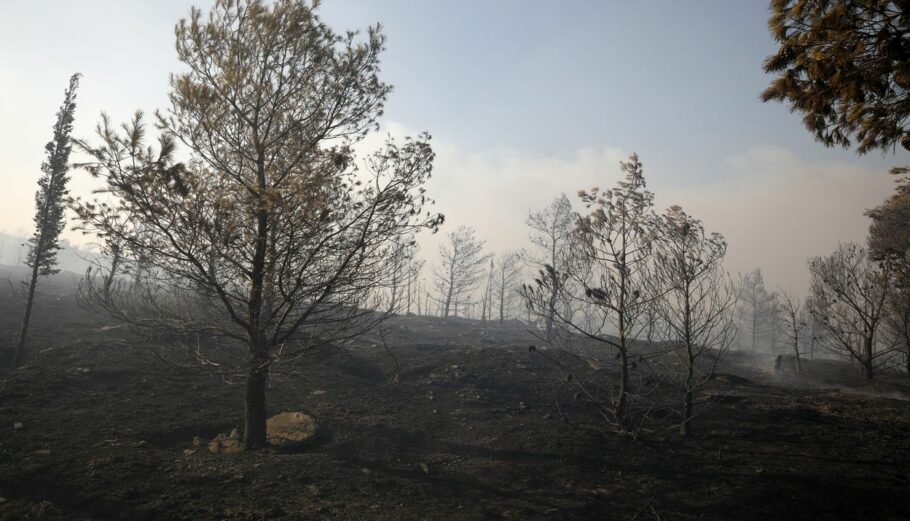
top-left (616, 312), bottom-right (630, 431)
top-left (902, 316), bottom-right (910, 379)
top-left (244, 152), bottom-right (271, 449)
top-left (545, 286), bottom-right (557, 340)
top-left (443, 281), bottom-right (454, 318)
top-left (751, 312), bottom-right (757, 352)
top-left (13, 263), bottom-right (41, 367)
top-left (905, 328), bottom-right (910, 379)
top-left (680, 355), bottom-right (694, 436)
top-left (861, 334), bottom-right (874, 380)
top-left (244, 348), bottom-right (269, 449)
top-left (680, 294), bottom-right (694, 436)
top-left (617, 345), bottom-right (629, 431)
top-left (499, 272), bottom-right (506, 325)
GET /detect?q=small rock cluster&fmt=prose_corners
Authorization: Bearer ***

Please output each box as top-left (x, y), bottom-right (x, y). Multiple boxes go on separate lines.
top-left (207, 428), bottom-right (245, 454)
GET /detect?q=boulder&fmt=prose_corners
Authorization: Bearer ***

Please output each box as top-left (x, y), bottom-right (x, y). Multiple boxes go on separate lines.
top-left (266, 411), bottom-right (318, 447)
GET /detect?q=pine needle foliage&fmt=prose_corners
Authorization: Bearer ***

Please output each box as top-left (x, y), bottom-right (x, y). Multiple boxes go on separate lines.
top-left (13, 73), bottom-right (80, 368)
top-left (762, 0), bottom-right (910, 153)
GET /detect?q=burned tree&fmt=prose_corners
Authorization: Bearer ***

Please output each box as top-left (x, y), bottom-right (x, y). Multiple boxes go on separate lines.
top-left (387, 237), bottom-right (418, 314)
top-left (652, 205), bottom-right (735, 436)
top-left (808, 243), bottom-right (891, 379)
top-left (736, 269), bottom-right (776, 351)
top-left (480, 256), bottom-right (495, 332)
top-left (13, 73), bottom-right (80, 368)
top-left (523, 193), bottom-right (575, 339)
top-left (526, 154), bottom-right (657, 431)
top-left (70, 0), bottom-right (440, 449)
top-left (767, 293), bottom-right (786, 354)
top-left (868, 168), bottom-right (910, 375)
top-left (884, 288), bottom-right (910, 377)
top-left (495, 251), bottom-right (522, 324)
top-left (804, 294), bottom-right (825, 360)
top-left (432, 225), bottom-right (487, 318)
top-left (779, 290), bottom-right (806, 373)
top-left (404, 252), bottom-right (425, 315)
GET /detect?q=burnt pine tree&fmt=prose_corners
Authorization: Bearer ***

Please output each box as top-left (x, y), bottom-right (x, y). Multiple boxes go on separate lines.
top-left (762, 0), bottom-right (910, 154)
top-left (867, 169), bottom-right (910, 376)
top-left (433, 226), bottom-right (487, 318)
top-left (779, 290), bottom-right (806, 373)
top-left (13, 73), bottom-right (80, 368)
top-left (808, 243), bottom-right (892, 379)
top-left (71, 1), bottom-right (440, 449)
top-left (523, 194), bottom-right (574, 339)
top-left (651, 205), bottom-right (735, 436)
top-left (737, 269), bottom-right (776, 351)
top-left (495, 251), bottom-right (522, 324)
top-left (525, 154), bottom-right (657, 432)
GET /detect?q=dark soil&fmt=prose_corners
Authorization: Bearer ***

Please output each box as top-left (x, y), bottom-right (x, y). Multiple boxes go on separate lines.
top-left (1, 277), bottom-right (909, 520)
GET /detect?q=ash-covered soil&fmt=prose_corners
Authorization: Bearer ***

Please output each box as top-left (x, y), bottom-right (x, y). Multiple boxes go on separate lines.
top-left (0, 284), bottom-right (909, 520)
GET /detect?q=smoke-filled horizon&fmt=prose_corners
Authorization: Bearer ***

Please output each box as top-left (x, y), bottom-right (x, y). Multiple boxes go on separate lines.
top-left (1, 1), bottom-right (907, 298)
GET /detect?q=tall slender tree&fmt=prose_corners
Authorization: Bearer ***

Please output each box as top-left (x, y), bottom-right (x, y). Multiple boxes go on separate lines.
top-left (13, 73), bottom-right (80, 368)
top-left (432, 226), bottom-right (487, 318)
top-left (495, 251), bottom-right (522, 324)
top-left (737, 269), bottom-right (776, 351)
top-left (780, 290), bottom-right (806, 373)
top-left (480, 256), bottom-right (495, 333)
top-left (523, 194), bottom-right (574, 339)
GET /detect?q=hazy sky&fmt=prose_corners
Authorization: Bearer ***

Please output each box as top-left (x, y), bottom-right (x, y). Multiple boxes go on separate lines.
top-left (1, 1), bottom-right (907, 295)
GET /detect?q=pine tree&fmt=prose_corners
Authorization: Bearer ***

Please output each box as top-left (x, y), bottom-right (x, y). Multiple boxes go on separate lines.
top-left (13, 73), bottom-right (80, 368)
top-left (71, 1), bottom-right (440, 449)
top-left (523, 194), bottom-right (575, 340)
top-left (762, 0), bottom-right (910, 154)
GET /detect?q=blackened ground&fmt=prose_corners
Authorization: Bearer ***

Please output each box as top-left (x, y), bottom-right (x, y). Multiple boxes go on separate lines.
top-left (0, 282), bottom-right (908, 520)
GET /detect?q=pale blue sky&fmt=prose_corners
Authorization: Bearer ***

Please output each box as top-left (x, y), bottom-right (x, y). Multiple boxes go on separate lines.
top-left (319, 1), bottom-right (903, 173)
top-left (1, 1), bottom-right (907, 292)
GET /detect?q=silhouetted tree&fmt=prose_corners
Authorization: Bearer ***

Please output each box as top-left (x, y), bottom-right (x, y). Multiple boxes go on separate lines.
top-left (480, 256), bottom-right (495, 333)
top-left (867, 168), bottom-right (910, 274)
top-left (495, 251), bottom-right (522, 324)
top-left (433, 226), bottom-right (487, 318)
top-left (523, 194), bottom-right (574, 339)
top-left (882, 288), bottom-right (910, 376)
top-left (808, 243), bottom-right (892, 379)
top-left (387, 237), bottom-right (418, 314)
top-left (804, 294), bottom-right (825, 359)
top-left (736, 269), bottom-right (776, 351)
top-left (70, 0), bottom-right (440, 449)
top-left (762, 0), bottom-right (910, 154)
top-left (867, 168), bottom-right (910, 375)
top-left (767, 292), bottom-right (786, 353)
top-left (780, 290), bottom-right (806, 373)
top-left (652, 205), bottom-right (735, 436)
top-left (404, 253), bottom-right (425, 315)
top-left (526, 154), bottom-right (657, 432)
top-left (13, 73), bottom-right (80, 368)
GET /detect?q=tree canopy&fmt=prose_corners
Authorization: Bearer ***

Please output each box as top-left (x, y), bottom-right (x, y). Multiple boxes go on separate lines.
top-left (71, 0), bottom-right (440, 448)
top-left (762, 0), bottom-right (910, 154)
